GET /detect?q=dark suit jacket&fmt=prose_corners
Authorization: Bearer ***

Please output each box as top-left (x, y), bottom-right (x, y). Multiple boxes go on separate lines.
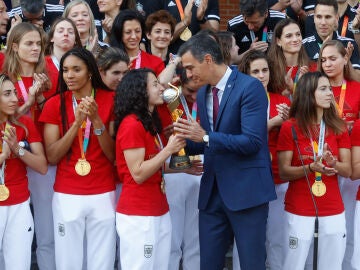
top-left (188, 69), bottom-right (276, 211)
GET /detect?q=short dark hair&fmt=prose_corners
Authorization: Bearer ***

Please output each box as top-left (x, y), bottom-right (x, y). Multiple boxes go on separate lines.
top-left (178, 33), bottom-right (224, 64)
top-left (315, 0), bottom-right (338, 14)
top-left (20, 0), bottom-right (45, 14)
top-left (240, 0), bottom-right (268, 17)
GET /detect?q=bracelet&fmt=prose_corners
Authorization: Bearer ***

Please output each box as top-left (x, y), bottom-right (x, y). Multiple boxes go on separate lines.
top-left (308, 163), bottom-right (314, 173)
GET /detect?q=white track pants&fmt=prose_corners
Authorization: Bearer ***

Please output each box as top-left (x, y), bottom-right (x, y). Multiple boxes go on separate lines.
top-left (53, 191), bottom-right (116, 270)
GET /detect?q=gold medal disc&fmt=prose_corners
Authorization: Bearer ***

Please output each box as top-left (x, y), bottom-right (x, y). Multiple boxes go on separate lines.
top-left (0, 184), bottom-right (9, 201)
top-left (75, 159), bottom-right (91, 176)
top-left (161, 179), bottom-right (166, 194)
top-left (311, 181), bottom-right (326, 197)
top-left (180, 27), bottom-right (192, 41)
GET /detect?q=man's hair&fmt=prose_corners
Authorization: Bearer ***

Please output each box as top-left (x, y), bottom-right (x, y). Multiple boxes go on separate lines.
top-left (240, 0), bottom-right (268, 17)
top-left (178, 33), bottom-right (224, 64)
top-left (315, 0), bottom-right (338, 14)
top-left (20, 0), bottom-right (45, 14)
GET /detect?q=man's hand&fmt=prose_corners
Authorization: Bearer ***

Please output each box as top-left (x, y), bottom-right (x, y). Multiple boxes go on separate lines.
top-left (173, 117), bottom-right (206, 143)
top-left (249, 38), bottom-right (268, 52)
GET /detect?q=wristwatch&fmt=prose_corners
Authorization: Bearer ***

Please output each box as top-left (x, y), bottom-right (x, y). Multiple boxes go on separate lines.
top-left (202, 134), bottom-right (209, 144)
top-left (15, 144), bottom-right (25, 157)
top-left (94, 124), bottom-right (106, 136)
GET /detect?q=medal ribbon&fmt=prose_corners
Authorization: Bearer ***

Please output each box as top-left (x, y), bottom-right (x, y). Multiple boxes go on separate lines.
top-left (262, 26), bottom-right (268, 42)
top-left (154, 133), bottom-right (165, 179)
top-left (179, 92), bottom-right (192, 121)
top-left (0, 122), bottom-right (10, 186)
top-left (17, 75), bottom-right (36, 119)
top-left (72, 88), bottom-right (95, 159)
top-left (134, 50), bottom-right (142, 69)
top-left (250, 26), bottom-right (268, 42)
top-left (341, 16), bottom-right (349, 37)
top-left (335, 81), bottom-right (346, 117)
top-left (250, 31), bottom-right (256, 42)
top-left (51, 55), bottom-right (60, 70)
top-left (310, 120), bottom-right (326, 181)
top-left (293, 66), bottom-right (300, 93)
top-left (266, 92), bottom-right (270, 120)
top-left (174, 0), bottom-right (185, 20)
top-left (191, 102), bottom-right (197, 120)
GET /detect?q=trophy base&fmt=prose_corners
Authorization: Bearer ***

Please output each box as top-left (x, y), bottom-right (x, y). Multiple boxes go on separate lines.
top-left (169, 155), bottom-right (191, 170)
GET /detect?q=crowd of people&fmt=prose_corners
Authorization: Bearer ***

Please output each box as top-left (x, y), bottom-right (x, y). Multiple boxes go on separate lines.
top-left (0, 0), bottom-right (360, 270)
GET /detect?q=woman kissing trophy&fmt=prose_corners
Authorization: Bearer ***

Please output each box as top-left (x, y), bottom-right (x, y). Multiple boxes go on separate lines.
top-left (162, 83), bottom-right (191, 170)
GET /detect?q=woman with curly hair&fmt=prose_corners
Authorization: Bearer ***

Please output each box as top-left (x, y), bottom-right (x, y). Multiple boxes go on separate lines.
top-left (39, 47), bottom-right (116, 270)
top-left (277, 71), bottom-right (351, 269)
top-left (114, 68), bottom-right (185, 270)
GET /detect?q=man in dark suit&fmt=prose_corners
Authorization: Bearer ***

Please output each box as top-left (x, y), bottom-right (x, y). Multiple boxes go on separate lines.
top-left (173, 33), bottom-right (276, 270)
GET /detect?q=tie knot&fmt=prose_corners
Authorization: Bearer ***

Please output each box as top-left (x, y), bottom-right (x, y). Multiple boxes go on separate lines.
top-left (212, 87), bottom-right (219, 95)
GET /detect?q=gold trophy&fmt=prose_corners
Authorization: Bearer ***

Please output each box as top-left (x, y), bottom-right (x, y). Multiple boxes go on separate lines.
top-left (163, 83), bottom-right (191, 170)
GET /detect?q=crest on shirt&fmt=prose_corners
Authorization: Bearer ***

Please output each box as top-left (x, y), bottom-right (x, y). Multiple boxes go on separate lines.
top-left (289, 236), bottom-right (298, 249)
top-left (144, 245), bottom-right (153, 258)
top-left (267, 31), bottom-right (273, 42)
top-left (195, 0), bottom-right (202, 7)
top-left (58, 223), bottom-right (65, 237)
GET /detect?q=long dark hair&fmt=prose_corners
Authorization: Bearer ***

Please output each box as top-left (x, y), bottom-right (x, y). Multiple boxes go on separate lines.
top-left (290, 71), bottom-right (345, 137)
top-left (267, 18), bottom-right (310, 93)
top-left (114, 68), bottom-right (162, 136)
top-left (58, 48), bottom-right (110, 135)
top-left (110, 9), bottom-right (145, 51)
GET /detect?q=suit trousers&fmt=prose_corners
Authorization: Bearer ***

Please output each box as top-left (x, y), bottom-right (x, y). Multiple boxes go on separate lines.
top-left (199, 182), bottom-right (268, 270)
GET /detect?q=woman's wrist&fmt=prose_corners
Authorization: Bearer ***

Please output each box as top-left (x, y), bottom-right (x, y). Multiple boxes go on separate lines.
top-left (308, 163), bottom-right (314, 173)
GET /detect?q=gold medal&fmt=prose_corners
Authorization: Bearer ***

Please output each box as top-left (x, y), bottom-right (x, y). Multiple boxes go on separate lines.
top-left (180, 27), bottom-right (192, 41)
top-left (311, 181), bottom-right (326, 197)
top-left (161, 178), bottom-right (166, 194)
top-left (75, 159), bottom-right (91, 176)
top-left (0, 184), bottom-right (9, 201)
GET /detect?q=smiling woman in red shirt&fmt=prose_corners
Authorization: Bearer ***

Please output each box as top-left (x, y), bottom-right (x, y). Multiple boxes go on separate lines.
top-left (114, 68), bottom-right (186, 270)
top-left (277, 71), bottom-right (351, 270)
top-left (39, 48), bottom-right (116, 270)
top-left (0, 74), bottom-right (47, 270)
